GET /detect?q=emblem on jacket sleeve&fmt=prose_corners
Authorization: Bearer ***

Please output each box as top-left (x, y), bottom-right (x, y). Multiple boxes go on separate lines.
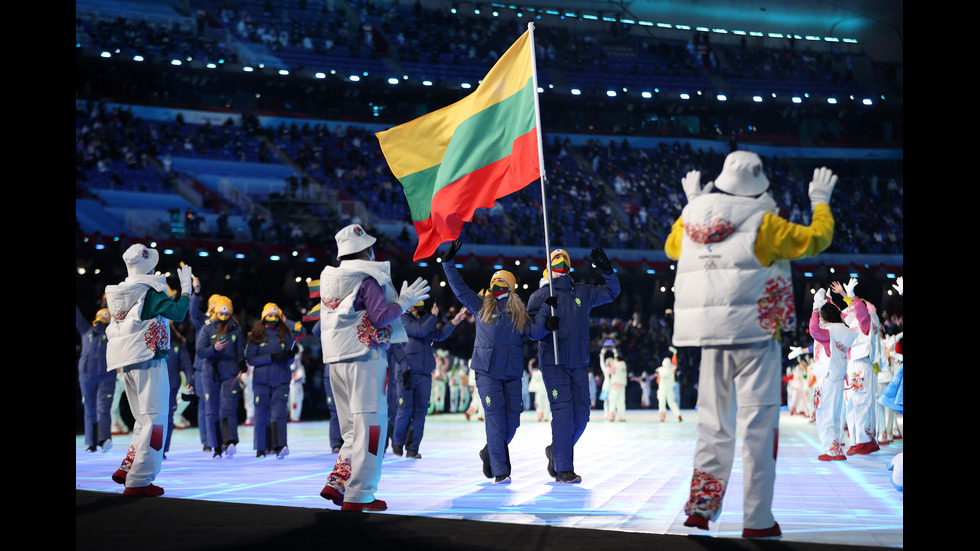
top-left (322, 297), bottom-right (341, 309)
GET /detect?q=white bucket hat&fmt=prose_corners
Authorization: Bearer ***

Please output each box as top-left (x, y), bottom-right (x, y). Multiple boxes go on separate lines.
top-left (713, 150), bottom-right (770, 197)
top-left (335, 223), bottom-right (377, 257)
top-left (122, 243), bottom-right (159, 277)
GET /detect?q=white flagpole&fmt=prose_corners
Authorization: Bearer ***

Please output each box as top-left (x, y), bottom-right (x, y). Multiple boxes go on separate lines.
top-left (527, 22), bottom-right (559, 360)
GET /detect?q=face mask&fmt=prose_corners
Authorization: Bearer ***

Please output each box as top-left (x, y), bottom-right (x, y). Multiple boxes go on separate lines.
top-left (490, 283), bottom-right (510, 299)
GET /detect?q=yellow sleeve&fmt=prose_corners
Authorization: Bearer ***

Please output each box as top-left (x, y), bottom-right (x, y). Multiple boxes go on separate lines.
top-left (665, 216), bottom-right (684, 261)
top-left (754, 204), bottom-right (834, 266)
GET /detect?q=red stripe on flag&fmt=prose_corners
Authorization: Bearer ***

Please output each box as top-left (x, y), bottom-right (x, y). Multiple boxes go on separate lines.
top-left (412, 129), bottom-right (540, 260)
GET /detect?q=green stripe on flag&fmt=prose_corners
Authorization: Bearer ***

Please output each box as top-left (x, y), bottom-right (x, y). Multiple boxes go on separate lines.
top-left (398, 78), bottom-right (537, 222)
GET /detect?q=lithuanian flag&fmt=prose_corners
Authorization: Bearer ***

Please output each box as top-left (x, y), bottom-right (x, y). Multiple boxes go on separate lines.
top-left (302, 279), bottom-right (320, 322)
top-left (377, 27), bottom-right (542, 261)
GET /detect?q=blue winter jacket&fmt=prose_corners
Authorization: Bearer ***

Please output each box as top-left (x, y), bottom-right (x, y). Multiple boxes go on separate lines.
top-left (443, 263), bottom-right (551, 380)
top-left (527, 272), bottom-right (620, 370)
top-left (398, 309), bottom-right (457, 376)
top-left (196, 319), bottom-right (246, 381)
top-left (75, 306), bottom-right (111, 379)
top-left (245, 326), bottom-right (295, 388)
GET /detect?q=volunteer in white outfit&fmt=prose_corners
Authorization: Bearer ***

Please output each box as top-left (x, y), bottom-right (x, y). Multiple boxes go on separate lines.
top-left (806, 288), bottom-right (851, 460)
top-left (605, 351), bottom-right (628, 422)
top-left (289, 342), bottom-right (306, 422)
top-left (656, 348), bottom-right (682, 422)
top-left (104, 244), bottom-right (192, 497)
top-left (830, 278), bottom-right (882, 455)
top-left (317, 224), bottom-right (429, 512)
top-left (665, 151), bottom-right (837, 539)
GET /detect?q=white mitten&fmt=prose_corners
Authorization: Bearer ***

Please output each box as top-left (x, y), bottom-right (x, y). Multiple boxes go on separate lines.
top-left (177, 264), bottom-right (193, 295)
top-left (844, 277), bottom-right (858, 297)
top-left (813, 288), bottom-right (827, 310)
top-left (788, 346), bottom-right (806, 360)
top-left (892, 276), bottom-right (903, 296)
top-left (807, 167), bottom-right (838, 210)
top-left (681, 170), bottom-right (713, 203)
top-left (396, 277), bottom-right (431, 309)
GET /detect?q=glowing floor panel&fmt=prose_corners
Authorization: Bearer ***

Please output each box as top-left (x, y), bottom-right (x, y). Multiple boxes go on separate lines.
top-left (75, 409), bottom-right (903, 548)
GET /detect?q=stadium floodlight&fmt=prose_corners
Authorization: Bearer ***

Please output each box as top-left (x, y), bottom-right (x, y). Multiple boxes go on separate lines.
top-left (423, 80), bottom-right (433, 86)
top-left (243, 66), bottom-right (254, 72)
top-left (315, 72), bottom-right (326, 79)
top-left (792, 96), bottom-right (802, 103)
top-left (641, 91), bottom-right (652, 99)
top-left (349, 75), bottom-right (360, 81)
top-left (461, 82), bottom-right (472, 89)
top-left (207, 62), bottom-right (218, 69)
top-left (680, 93), bottom-right (691, 100)
top-left (570, 88), bottom-right (581, 95)
top-left (862, 98), bottom-right (873, 106)
top-left (753, 95), bottom-right (764, 102)
top-left (606, 90), bottom-right (617, 97)
top-left (133, 55), bottom-right (144, 62)
top-left (388, 77), bottom-right (399, 84)
top-left (827, 97), bottom-right (837, 104)
top-left (279, 69), bottom-right (289, 76)
top-left (717, 94), bottom-right (727, 102)
top-left (171, 59), bottom-right (182, 66)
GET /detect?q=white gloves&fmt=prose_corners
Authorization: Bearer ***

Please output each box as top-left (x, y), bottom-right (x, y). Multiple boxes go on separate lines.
top-left (892, 276), bottom-right (903, 296)
top-left (396, 277), bottom-right (431, 310)
top-left (844, 277), bottom-right (858, 298)
top-left (177, 264), bottom-right (193, 296)
top-left (681, 170), bottom-right (713, 203)
top-left (788, 346), bottom-right (807, 360)
top-left (813, 288), bottom-right (827, 311)
top-left (807, 167), bottom-right (838, 210)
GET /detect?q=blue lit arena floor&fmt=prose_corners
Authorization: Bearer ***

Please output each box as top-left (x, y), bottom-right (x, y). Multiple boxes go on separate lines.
top-left (76, 408), bottom-right (902, 550)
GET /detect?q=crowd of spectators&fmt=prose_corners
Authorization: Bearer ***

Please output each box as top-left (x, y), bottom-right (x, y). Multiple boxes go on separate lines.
top-left (76, 0), bottom-right (902, 417)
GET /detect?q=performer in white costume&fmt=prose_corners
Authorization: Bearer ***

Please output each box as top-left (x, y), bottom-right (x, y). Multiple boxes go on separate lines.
top-left (807, 288), bottom-right (851, 461)
top-left (105, 244), bottom-right (192, 497)
top-left (528, 359), bottom-right (551, 422)
top-left (317, 224), bottom-right (429, 512)
top-left (289, 342), bottom-right (306, 422)
top-left (831, 278), bottom-right (882, 455)
top-left (605, 351), bottom-right (628, 422)
top-left (656, 348), bottom-right (682, 422)
top-left (666, 151), bottom-right (836, 538)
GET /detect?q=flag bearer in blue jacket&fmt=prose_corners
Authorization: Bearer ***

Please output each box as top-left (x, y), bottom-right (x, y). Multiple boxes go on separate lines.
top-left (527, 247), bottom-right (620, 484)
